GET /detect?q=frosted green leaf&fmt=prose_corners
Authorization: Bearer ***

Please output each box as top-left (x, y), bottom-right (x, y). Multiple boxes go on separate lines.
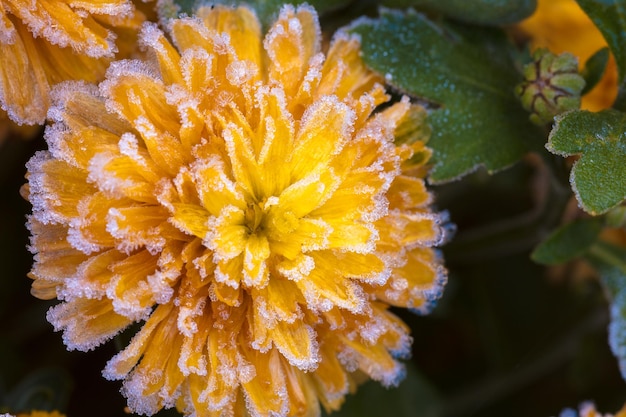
top-left (547, 109), bottom-right (626, 215)
top-left (381, 0), bottom-right (536, 25)
top-left (576, 0), bottom-right (626, 110)
top-left (351, 9), bottom-right (543, 183)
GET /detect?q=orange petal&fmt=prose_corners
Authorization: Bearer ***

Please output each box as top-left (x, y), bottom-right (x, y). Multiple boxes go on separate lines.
top-left (0, 22), bottom-right (48, 124)
top-left (47, 296), bottom-right (133, 351)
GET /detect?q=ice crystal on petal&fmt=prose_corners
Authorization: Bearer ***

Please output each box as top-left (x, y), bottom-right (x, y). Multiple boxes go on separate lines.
top-left (25, 4), bottom-right (450, 417)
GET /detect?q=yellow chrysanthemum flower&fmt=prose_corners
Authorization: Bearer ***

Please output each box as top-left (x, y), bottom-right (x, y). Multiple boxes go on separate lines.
top-left (23, 5), bottom-right (448, 417)
top-left (516, 0), bottom-right (618, 111)
top-left (0, 0), bottom-right (146, 125)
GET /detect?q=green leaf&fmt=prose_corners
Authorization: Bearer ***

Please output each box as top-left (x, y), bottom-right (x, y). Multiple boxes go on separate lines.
top-left (531, 217), bottom-right (603, 265)
top-left (158, 0), bottom-right (353, 27)
top-left (575, 0), bottom-right (626, 110)
top-left (581, 47), bottom-right (610, 95)
top-left (547, 109), bottom-right (626, 214)
top-left (586, 241), bottom-right (626, 381)
top-left (324, 361), bottom-right (441, 417)
top-left (381, 0), bottom-right (537, 25)
top-left (351, 10), bottom-right (543, 183)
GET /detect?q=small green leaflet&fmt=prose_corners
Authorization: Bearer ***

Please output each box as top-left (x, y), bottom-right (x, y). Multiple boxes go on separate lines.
top-left (547, 109), bottom-right (626, 215)
top-left (381, 0), bottom-right (536, 25)
top-left (581, 47), bottom-right (610, 95)
top-left (576, 0), bottom-right (626, 110)
top-left (531, 217), bottom-right (603, 265)
top-left (351, 9), bottom-right (543, 183)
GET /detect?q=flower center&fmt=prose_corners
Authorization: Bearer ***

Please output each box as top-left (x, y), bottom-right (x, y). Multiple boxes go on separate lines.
top-left (244, 202), bottom-right (265, 234)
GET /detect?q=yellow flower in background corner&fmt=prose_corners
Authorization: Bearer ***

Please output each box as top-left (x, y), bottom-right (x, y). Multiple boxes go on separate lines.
top-left (0, 1), bottom-right (147, 125)
top-left (14, 411), bottom-right (66, 417)
top-left (23, 4), bottom-right (448, 417)
top-left (557, 402), bottom-right (626, 417)
top-left (516, 0), bottom-right (618, 111)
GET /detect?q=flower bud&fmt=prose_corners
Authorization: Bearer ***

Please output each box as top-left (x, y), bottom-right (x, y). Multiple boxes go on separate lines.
top-left (515, 48), bottom-right (585, 125)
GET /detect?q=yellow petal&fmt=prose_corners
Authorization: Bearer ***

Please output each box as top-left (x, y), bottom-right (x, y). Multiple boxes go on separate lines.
top-left (0, 3), bottom-right (15, 43)
top-left (242, 233), bottom-right (270, 287)
top-left (268, 320), bottom-right (318, 371)
top-left (139, 22), bottom-right (183, 85)
top-left (313, 339), bottom-right (350, 407)
top-left (30, 277), bottom-right (59, 300)
top-left (207, 205), bottom-right (247, 262)
top-left (194, 156), bottom-right (246, 216)
top-left (240, 347), bottom-right (288, 416)
top-left (284, 363), bottom-right (321, 417)
top-left (8, 0), bottom-right (117, 57)
top-left (374, 247), bottom-right (444, 311)
top-left (0, 22), bottom-right (48, 124)
top-left (27, 153), bottom-right (95, 223)
top-left (103, 302), bottom-right (172, 379)
top-left (290, 95), bottom-right (354, 181)
top-left (27, 219), bottom-right (87, 283)
top-left (107, 206), bottom-right (171, 254)
top-left (339, 334), bottom-right (404, 387)
top-left (377, 212), bottom-right (443, 249)
top-left (214, 254), bottom-right (244, 289)
top-left (87, 151), bottom-right (161, 202)
top-left (252, 277), bottom-right (303, 323)
top-left (47, 296), bottom-right (133, 351)
top-left (65, 249), bottom-right (126, 298)
top-left (325, 221), bottom-right (377, 253)
top-left (198, 5), bottom-right (262, 70)
top-left (319, 34), bottom-right (382, 102)
top-left (254, 86), bottom-right (295, 196)
top-left (170, 203), bottom-right (210, 239)
top-left (107, 249), bottom-right (159, 319)
top-left (101, 67), bottom-right (185, 175)
top-left (387, 175), bottom-right (431, 210)
top-left (265, 4), bottom-right (321, 98)
top-left (297, 253), bottom-right (365, 312)
top-left (213, 281), bottom-right (243, 307)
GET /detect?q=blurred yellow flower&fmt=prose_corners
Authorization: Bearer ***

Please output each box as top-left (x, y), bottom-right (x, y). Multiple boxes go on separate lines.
top-left (516, 0), bottom-right (618, 111)
top-left (15, 411), bottom-right (66, 417)
top-left (558, 402), bottom-right (626, 417)
top-left (24, 4), bottom-right (448, 417)
top-left (0, 0), bottom-right (146, 125)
